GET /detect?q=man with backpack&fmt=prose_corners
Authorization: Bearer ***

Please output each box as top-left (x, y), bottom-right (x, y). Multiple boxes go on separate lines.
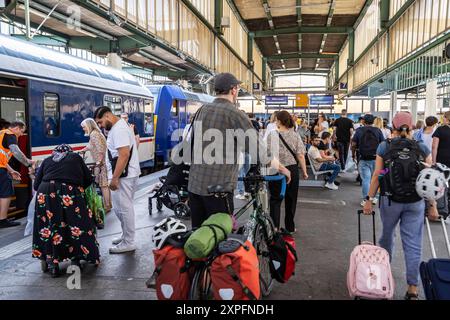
top-left (352, 114), bottom-right (384, 206)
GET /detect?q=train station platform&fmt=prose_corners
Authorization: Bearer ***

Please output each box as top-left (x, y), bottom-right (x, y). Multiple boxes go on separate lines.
top-left (0, 169), bottom-right (448, 300)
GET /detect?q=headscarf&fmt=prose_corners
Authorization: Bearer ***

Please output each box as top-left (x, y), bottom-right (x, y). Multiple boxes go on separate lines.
top-left (81, 118), bottom-right (101, 137)
top-left (52, 144), bottom-right (73, 162)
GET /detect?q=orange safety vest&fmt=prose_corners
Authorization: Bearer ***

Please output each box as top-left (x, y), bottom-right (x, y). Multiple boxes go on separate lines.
top-left (0, 129), bottom-right (14, 168)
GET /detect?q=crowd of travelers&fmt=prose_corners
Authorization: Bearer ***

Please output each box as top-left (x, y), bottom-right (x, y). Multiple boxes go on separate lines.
top-left (1, 72), bottom-right (450, 300)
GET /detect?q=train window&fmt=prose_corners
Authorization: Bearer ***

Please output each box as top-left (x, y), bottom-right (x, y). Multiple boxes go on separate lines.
top-left (144, 99), bottom-right (154, 136)
top-left (171, 100), bottom-right (179, 117)
top-left (43, 93), bottom-right (60, 137)
top-left (103, 95), bottom-right (122, 115)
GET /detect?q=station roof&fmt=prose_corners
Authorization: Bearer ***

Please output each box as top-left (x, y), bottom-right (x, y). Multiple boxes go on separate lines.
top-left (0, 34), bottom-right (152, 98)
top-left (4, 0), bottom-right (205, 80)
top-left (234, 0), bottom-right (366, 72)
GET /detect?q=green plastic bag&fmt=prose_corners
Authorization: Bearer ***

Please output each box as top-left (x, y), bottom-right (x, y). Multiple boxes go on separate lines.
top-left (85, 185), bottom-right (105, 229)
top-left (184, 213), bottom-right (232, 259)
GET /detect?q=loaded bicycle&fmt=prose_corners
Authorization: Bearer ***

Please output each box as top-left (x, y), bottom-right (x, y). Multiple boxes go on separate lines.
top-left (188, 173), bottom-right (286, 300)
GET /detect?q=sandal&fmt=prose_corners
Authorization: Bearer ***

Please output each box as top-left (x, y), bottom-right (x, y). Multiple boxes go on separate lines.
top-left (404, 291), bottom-right (419, 300)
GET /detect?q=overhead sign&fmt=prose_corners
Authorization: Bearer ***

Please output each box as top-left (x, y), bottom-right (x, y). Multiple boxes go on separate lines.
top-left (265, 96), bottom-right (289, 105)
top-left (309, 95), bottom-right (334, 105)
top-left (253, 83), bottom-right (261, 90)
top-left (339, 82), bottom-right (348, 90)
top-left (295, 94), bottom-right (308, 108)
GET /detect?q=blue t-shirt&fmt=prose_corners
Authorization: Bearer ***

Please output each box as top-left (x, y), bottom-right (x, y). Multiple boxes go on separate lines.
top-left (352, 126), bottom-right (385, 146)
top-left (376, 139), bottom-right (431, 158)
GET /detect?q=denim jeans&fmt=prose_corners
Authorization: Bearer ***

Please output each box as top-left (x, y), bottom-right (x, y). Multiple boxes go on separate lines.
top-left (237, 153), bottom-right (251, 194)
top-left (378, 197), bottom-right (425, 286)
top-left (358, 160), bottom-right (375, 199)
top-left (319, 163), bottom-right (340, 183)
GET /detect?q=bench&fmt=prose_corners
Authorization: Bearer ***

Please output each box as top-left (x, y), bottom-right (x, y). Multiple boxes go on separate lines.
top-left (298, 153), bottom-right (335, 188)
top-left (307, 153), bottom-right (335, 180)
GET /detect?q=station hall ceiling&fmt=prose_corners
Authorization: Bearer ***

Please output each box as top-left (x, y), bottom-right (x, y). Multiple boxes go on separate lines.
top-left (233, 0), bottom-right (366, 73)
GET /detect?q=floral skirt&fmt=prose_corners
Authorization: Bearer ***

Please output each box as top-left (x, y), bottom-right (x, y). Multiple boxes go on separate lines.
top-left (32, 181), bottom-right (100, 265)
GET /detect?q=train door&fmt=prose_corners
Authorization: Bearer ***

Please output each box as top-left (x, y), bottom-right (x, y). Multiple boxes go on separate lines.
top-left (0, 76), bottom-right (31, 218)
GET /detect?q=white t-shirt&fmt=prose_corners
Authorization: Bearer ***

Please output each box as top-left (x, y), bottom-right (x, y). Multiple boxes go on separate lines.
top-left (422, 131), bottom-right (434, 151)
top-left (106, 119), bottom-right (141, 179)
top-left (263, 122), bottom-right (278, 141)
top-left (307, 145), bottom-right (323, 171)
top-left (318, 121), bottom-right (329, 138)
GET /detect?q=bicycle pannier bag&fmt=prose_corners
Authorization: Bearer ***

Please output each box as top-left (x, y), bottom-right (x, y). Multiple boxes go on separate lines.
top-left (151, 238), bottom-right (193, 300)
top-left (268, 229), bottom-right (298, 283)
top-left (211, 238), bottom-right (260, 300)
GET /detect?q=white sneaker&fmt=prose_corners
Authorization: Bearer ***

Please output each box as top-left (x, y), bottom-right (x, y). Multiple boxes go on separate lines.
top-left (325, 182), bottom-right (338, 190)
top-left (109, 243), bottom-right (137, 254)
top-left (112, 237), bottom-right (123, 245)
top-left (361, 200), bottom-right (367, 207)
top-left (235, 194), bottom-right (247, 200)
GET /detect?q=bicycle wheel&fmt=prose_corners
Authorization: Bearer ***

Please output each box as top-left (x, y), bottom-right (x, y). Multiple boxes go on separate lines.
top-left (254, 222), bottom-right (274, 297)
top-left (189, 264), bottom-right (213, 300)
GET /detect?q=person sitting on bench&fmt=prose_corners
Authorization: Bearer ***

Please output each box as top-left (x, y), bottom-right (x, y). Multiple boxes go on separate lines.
top-left (307, 134), bottom-right (341, 190)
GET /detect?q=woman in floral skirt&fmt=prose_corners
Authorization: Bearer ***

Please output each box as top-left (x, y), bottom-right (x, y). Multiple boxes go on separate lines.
top-left (32, 144), bottom-right (100, 277)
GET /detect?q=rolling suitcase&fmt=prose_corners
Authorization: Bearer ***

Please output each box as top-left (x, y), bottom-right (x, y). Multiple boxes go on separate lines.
top-left (347, 210), bottom-right (394, 299)
top-left (420, 217), bottom-right (450, 300)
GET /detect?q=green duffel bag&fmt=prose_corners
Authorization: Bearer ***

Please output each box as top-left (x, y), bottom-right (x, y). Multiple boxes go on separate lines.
top-left (184, 213), bottom-right (233, 259)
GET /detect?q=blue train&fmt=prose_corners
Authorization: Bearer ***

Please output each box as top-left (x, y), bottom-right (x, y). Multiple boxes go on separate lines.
top-left (0, 34), bottom-right (155, 216)
top-left (0, 35), bottom-right (216, 216)
top-left (148, 85), bottom-right (214, 165)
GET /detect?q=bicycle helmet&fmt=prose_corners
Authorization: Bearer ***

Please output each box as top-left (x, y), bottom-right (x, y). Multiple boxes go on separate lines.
top-left (434, 163), bottom-right (450, 181)
top-left (416, 167), bottom-right (447, 201)
top-left (151, 217), bottom-right (187, 249)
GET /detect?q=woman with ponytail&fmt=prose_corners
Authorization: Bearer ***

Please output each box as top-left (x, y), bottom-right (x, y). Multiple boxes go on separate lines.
top-left (267, 110), bottom-right (308, 234)
top-left (363, 112), bottom-right (438, 300)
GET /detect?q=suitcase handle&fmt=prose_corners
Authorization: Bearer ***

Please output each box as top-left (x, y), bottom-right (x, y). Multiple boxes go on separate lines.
top-left (357, 210), bottom-right (376, 246)
top-left (425, 216), bottom-right (450, 259)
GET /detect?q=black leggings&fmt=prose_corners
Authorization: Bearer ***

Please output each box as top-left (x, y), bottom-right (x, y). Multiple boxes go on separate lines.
top-left (268, 165), bottom-right (300, 232)
top-left (337, 141), bottom-right (350, 170)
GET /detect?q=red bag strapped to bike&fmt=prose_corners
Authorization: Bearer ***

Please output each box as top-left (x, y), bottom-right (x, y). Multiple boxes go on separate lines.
top-left (147, 231), bottom-right (194, 300)
top-left (210, 235), bottom-right (260, 300)
top-left (267, 229), bottom-right (298, 283)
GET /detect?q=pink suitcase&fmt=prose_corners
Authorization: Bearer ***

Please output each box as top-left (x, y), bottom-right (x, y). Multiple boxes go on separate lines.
top-left (347, 210), bottom-right (394, 299)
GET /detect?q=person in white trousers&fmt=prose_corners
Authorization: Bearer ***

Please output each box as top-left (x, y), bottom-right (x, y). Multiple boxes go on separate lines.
top-left (94, 107), bottom-right (141, 254)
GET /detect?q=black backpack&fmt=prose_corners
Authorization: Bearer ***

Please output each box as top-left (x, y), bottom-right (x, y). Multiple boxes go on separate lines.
top-left (358, 127), bottom-right (380, 160)
top-left (380, 138), bottom-right (426, 203)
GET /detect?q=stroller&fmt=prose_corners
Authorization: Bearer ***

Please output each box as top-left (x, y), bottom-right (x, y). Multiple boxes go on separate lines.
top-left (148, 163), bottom-right (190, 219)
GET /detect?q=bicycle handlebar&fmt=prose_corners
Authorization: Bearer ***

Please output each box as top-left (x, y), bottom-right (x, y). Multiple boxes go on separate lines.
top-left (239, 174), bottom-right (287, 198)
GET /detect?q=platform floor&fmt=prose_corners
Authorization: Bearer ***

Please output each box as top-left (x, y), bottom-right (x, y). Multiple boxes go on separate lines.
top-left (0, 170), bottom-right (449, 300)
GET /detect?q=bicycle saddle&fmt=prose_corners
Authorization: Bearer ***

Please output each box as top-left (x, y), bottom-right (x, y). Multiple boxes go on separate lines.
top-left (159, 176), bottom-right (167, 183)
top-left (218, 234), bottom-right (249, 254)
top-left (207, 184), bottom-right (233, 195)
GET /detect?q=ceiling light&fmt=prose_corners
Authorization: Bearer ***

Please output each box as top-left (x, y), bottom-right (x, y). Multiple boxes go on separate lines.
top-left (268, 20), bottom-right (274, 28)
